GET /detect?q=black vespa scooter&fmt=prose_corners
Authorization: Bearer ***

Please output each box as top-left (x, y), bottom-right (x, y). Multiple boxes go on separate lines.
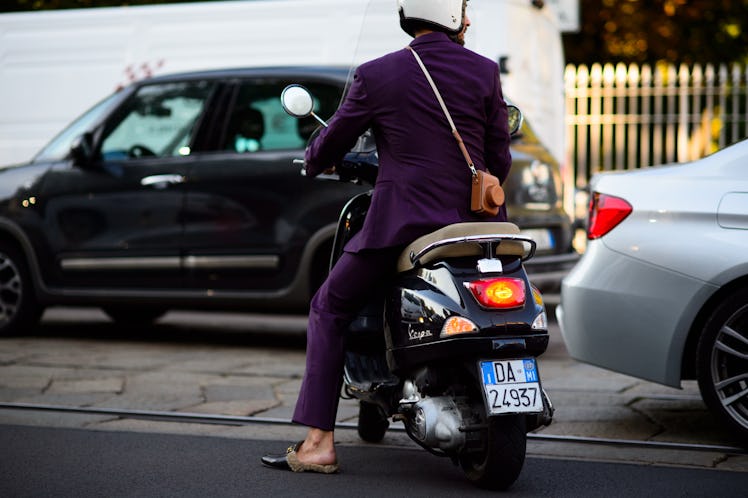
top-left (280, 84), bottom-right (553, 490)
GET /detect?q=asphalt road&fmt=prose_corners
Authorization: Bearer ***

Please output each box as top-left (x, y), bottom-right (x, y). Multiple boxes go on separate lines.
top-left (1, 306), bottom-right (746, 498)
top-left (1, 424), bottom-right (744, 498)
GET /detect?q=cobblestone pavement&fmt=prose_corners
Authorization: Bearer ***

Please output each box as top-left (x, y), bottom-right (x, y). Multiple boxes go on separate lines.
top-left (0, 307), bottom-right (746, 472)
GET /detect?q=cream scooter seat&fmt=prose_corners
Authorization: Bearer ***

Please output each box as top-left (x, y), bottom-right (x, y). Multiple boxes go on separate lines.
top-left (397, 222), bottom-right (533, 273)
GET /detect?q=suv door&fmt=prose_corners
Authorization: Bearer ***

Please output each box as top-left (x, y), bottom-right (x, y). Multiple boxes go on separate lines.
top-left (181, 77), bottom-right (365, 294)
top-left (39, 80), bottom-right (219, 290)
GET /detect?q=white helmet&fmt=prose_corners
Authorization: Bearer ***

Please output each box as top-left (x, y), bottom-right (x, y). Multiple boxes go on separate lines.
top-left (397, 0), bottom-right (465, 38)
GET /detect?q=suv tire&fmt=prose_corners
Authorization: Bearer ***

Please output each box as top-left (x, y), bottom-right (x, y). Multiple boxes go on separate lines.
top-left (0, 241), bottom-right (42, 336)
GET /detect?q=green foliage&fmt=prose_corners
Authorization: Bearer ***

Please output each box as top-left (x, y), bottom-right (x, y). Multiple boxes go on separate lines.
top-left (564, 0), bottom-right (748, 65)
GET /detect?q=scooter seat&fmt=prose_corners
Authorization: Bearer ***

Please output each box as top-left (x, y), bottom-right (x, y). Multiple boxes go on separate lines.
top-left (397, 222), bottom-right (526, 273)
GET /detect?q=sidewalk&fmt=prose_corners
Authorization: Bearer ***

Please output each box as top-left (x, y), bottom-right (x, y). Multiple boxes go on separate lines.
top-left (0, 308), bottom-right (746, 472)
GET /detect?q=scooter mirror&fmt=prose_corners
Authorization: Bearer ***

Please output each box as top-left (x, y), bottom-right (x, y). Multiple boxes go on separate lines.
top-left (507, 105), bottom-right (523, 135)
top-left (280, 84), bottom-right (314, 118)
top-left (280, 84), bottom-right (329, 128)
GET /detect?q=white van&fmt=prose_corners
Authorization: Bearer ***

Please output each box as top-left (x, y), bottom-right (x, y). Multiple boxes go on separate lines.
top-left (0, 0), bottom-right (565, 168)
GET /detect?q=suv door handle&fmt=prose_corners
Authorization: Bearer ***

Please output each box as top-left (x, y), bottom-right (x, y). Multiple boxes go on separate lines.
top-left (140, 174), bottom-right (186, 188)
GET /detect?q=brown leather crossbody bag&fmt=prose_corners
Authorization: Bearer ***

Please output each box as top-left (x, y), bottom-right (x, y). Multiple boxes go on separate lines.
top-left (407, 46), bottom-right (504, 216)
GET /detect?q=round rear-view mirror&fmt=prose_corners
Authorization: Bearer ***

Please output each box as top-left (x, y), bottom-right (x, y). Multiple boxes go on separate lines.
top-left (280, 84), bottom-right (315, 118)
top-left (507, 105), bottom-right (523, 135)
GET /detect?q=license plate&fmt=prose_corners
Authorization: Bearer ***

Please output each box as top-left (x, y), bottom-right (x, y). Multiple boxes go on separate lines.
top-left (519, 229), bottom-right (555, 251)
top-left (479, 359), bottom-right (544, 415)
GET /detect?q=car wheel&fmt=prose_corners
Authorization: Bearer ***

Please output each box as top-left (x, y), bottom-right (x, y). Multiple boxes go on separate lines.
top-left (0, 242), bottom-right (42, 336)
top-left (103, 306), bottom-right (167, 325)
top-left (696, 289), bottom-right (748, 444)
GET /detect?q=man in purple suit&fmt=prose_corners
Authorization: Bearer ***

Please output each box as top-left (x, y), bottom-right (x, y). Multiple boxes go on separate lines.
top-left (262, 0), bottom-right (511, 473)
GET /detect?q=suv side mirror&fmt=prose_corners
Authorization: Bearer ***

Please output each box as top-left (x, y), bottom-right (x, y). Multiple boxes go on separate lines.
top-left (70, 132), bottom-right (94, 167)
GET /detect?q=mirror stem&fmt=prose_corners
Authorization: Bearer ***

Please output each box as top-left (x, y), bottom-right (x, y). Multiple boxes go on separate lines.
top-left (311, 112), bottom-right (329, 128)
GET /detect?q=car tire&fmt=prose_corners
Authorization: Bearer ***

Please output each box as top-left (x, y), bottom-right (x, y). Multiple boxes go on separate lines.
top-left (696, 288), bottom-right (748, 444)
top-left (103, 306), bottom-right (167, 325)
top-left (0, 242), bottom-right (43, 336)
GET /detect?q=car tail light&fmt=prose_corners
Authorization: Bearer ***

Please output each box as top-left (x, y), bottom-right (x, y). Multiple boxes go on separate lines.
top-left (587, 192), bottom-right (632, 240)
top-left (467, 278), bottom-right (526, 309)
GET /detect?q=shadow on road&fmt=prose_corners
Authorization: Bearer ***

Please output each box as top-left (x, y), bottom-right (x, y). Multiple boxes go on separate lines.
top-left (28, 307), bottom-right (309, 350)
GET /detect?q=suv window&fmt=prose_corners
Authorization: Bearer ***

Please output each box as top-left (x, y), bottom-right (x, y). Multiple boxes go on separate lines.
top-left (33, 92), bottom-right (122, 163)
top-left (223, 80), bottom-right (341, 153)
top-left (101, 80), bottom-right (216, 160)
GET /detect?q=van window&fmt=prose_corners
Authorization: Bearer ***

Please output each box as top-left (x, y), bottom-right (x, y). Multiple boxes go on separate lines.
top-left (222, 80), bottom-right (341, 153)
top-left (101, 81), bottom-right (216, 160)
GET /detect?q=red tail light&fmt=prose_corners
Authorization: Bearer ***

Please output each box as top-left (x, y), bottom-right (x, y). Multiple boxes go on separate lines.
top-left (587, 192), bottom-right (632, 240)
top-left (467, 278), bottom-right (526, 309)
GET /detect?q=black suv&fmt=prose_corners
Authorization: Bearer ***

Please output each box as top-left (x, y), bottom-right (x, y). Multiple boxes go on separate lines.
top-left (0, 67), bottom-right (576, 335)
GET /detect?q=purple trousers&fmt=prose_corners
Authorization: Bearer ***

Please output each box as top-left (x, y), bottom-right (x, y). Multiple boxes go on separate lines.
top-left (292, 247), bottom-right (402, 431)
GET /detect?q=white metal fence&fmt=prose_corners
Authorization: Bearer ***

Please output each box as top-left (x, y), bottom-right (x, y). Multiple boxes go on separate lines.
top-left (565, 62), bottom-right (748, 192)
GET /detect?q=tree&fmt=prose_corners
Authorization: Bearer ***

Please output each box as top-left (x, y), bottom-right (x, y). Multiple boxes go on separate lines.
top-left (563, 0), bottom-right (748, 65)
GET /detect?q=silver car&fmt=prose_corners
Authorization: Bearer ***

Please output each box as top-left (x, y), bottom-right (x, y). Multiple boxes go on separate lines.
top-left (557, 138), bottom-right (748, 443)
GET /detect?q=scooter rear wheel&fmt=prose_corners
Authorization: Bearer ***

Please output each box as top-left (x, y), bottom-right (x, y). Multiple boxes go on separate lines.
top-left (459, 414), bottom-right (527, 490)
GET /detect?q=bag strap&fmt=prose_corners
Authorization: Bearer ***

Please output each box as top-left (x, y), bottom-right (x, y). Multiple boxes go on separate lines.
top-left (407, 46), bottom-right (478, 178)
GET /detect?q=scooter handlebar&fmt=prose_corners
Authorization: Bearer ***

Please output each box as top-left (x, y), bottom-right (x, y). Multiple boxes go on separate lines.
top-left (293, 152), bottom-right (378, 186)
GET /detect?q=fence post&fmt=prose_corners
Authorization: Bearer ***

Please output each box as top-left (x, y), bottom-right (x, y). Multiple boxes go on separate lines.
top-left (677, 64), bottom-right (690, 162)
top-left (590, 63), bottom-right (603, 177)
top-left (690, 64), bottom-right (704, 161)
top-left (705, 64), bottom-right (715, 156)
top-left (719, 64), bottom-right (728, 149)
top-left (614, 63), bottom-right (627, 169)
top-left (665, 64), bottom-right (677, 163)
top-left (627, 64), bottom-right (640, 170)
top-left (732, 64), bottom-right (742, 144)
top-left (640, 64), bottom-right (652, 168)
top-left (653, 65), bottom-right (664, 165)
top-left (602, 64), bottom-right (615, 171)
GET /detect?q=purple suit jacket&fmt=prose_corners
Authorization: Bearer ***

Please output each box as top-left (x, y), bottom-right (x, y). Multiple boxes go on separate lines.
top-left (306, 32), bottom-right (512, 253)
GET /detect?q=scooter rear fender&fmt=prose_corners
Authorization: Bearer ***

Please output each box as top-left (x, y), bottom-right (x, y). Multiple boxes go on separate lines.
top-left (384, 258), bottom-right (548, 373)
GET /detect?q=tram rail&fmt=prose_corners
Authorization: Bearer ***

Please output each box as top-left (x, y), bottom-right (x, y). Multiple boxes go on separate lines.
top-left (1, 401), bottom-right (745, 455)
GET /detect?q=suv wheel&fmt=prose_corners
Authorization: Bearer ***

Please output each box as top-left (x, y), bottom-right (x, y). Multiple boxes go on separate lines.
top-left (0, 242), bottom-right (42, 336)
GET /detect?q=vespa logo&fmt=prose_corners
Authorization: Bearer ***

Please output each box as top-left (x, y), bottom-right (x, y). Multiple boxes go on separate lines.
top-left (408, 326), bottom-right (433, 341)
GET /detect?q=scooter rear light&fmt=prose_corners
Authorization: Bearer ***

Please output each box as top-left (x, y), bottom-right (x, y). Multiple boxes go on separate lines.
top-left (531, 285), bottom-right (544, 306)
top-left (587, 192), bottom-right (632, 240)
top-left (441, 316), bottom-right (478, 337)
top-left (467, 278), bottom-right (526, 309)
